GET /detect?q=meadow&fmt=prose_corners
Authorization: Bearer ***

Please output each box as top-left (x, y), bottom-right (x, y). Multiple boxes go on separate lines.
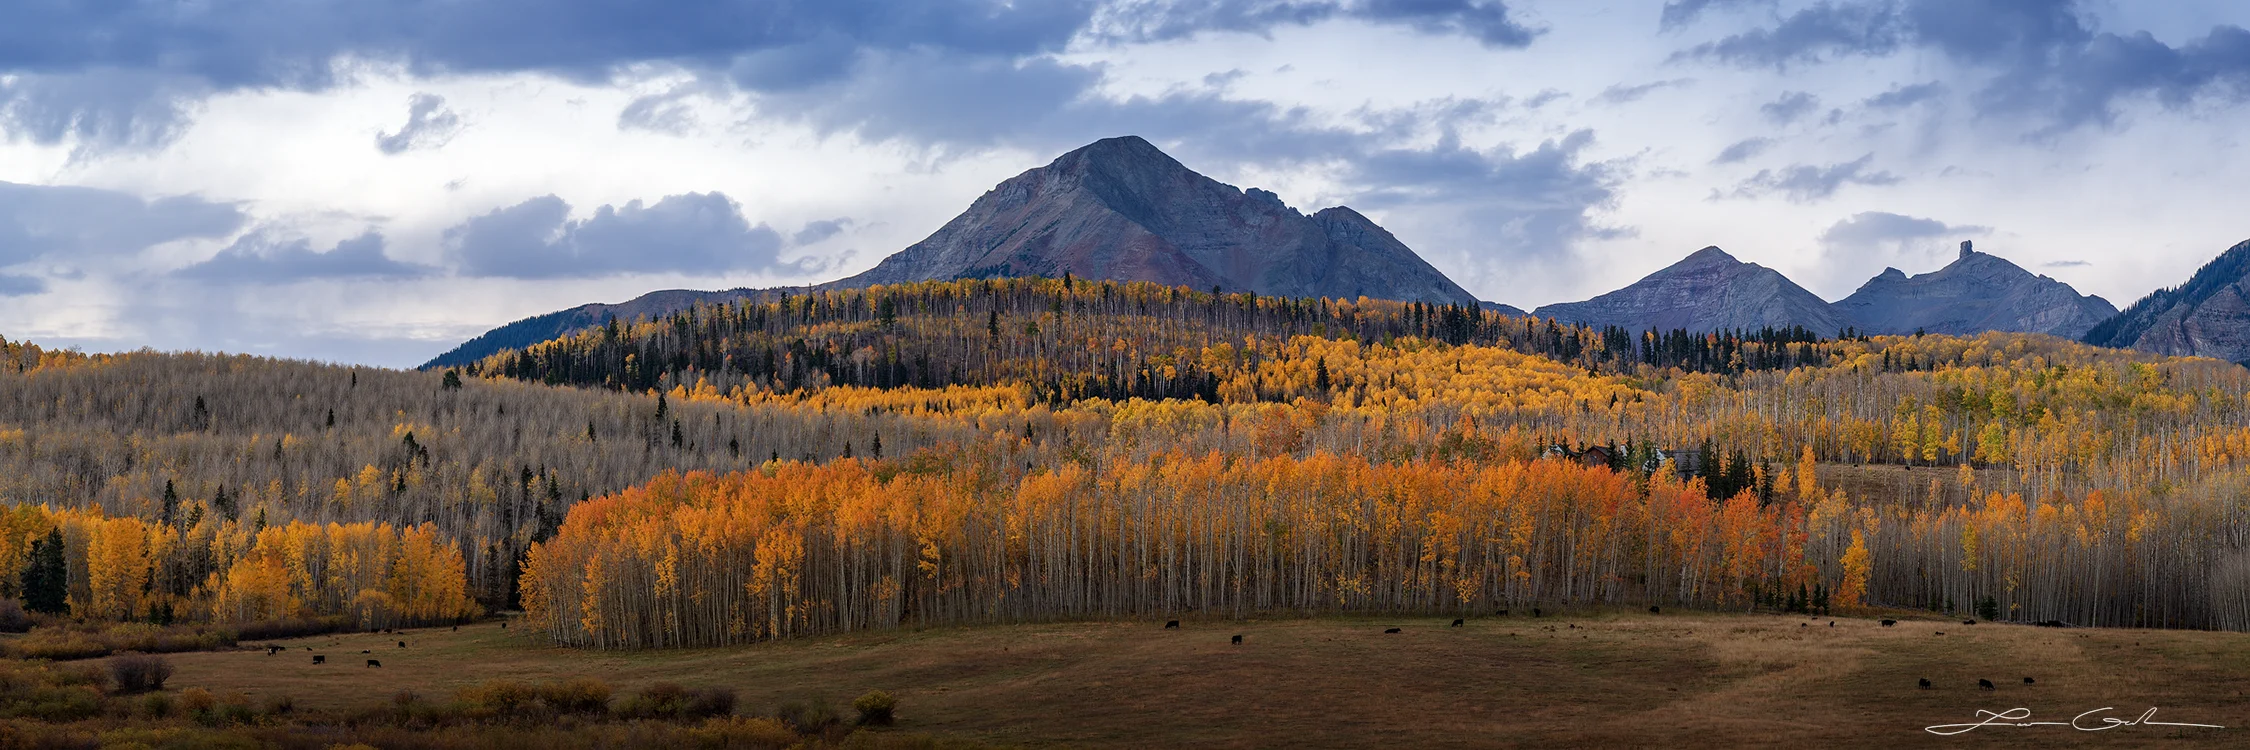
top-left (142, 610), bottom-right (2250, 748)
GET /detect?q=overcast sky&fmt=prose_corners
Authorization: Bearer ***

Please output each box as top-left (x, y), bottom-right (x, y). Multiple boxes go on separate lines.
top-left (3, 0), bottom-right (2247, 367)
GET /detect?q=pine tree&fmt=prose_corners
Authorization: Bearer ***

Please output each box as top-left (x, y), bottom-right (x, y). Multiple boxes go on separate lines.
top-left (23, 529), bottom-right (66, 615)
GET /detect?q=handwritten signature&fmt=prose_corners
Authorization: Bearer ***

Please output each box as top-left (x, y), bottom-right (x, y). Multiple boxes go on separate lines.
top-left (1926, 707), bottom-right (2225, 735)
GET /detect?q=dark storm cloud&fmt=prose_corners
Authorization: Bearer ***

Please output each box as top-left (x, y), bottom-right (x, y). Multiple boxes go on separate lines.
top-left (175, 231), bottom-right (435, 282)
top-left (1726, 154), bottom-right (1898, 202)
top-left (445, 192), bottom-right (814, 280)
top-left (0, 181), bottom-right (244, 266)
top-left (1676, 1), bottom-right (2250, 133)
top-left (374, 93), bottom-right (464, 154)
top-left (1760, 91), bottom-right (1821, 124)
top-left (2, 0), bottom-right (1549, 149)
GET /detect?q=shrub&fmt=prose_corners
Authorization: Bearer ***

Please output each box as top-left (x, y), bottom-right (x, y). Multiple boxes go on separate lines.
top-left (687, 717), bottom-right (801, 747)
top-left (776, 695), bottom-right (840, 733)
top-left (0, 599), bottom-right (31, 633)
top-left (178, 687), bottom-right (216, 716)
top-left (456, 680), bottom-right (540, 718)
top-left (619, 682), bottom-right (736, 721)
top-left (537, 678), bottom-right (611, 716)
top-left (138, 693), bottom-right (174, 718)
top-left (853, 690), bottom-right (897, 726)
top-left (108, 654), bottom-right (175, 694)
top-left (231, 616), bottom-right (352, 642)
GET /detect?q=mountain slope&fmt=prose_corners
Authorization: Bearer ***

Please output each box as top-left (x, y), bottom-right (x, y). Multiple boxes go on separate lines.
top-left (829, 136), bottom-right (1478, 305)
top-left (422, 288), bottom-right (788, 370)
top-left (1835, 242), bottom-right (2116, 339)
top-left (2083, 239), bottom-right (2250, 363)
top-left (1533, 247), bottom-right (1844, 334)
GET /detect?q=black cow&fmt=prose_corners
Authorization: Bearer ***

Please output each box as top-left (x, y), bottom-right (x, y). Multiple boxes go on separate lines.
top-left (452, 625), bottom-right (459, 632)
top-left (1532, 608), bottom-right (1543, 618)
top-left (361, 650), bottom-right (370, 654)
top-left (1164, 620), bottom-right (1180, 629)
top-left (312, 655), bottom-right (325, 664)
top-left (367, 659), bottom-right (382, 668)
top-left (500, 622), bottom-right (508, 629)
top-left (1649, 606), bottom-right (1660, 614)
top-left (1231, 635), bottom-right (1243, 645)
top-left (1451, 619), bottom-right (1464, 627)
top-left (266, 645), bottom-right (282, 655)
top-left (1962, 619), bottom-right (1976, 625)
top-left (398, 641), bottom-right (406, 648)
top-left (1918, 678), bottom-right (1931, 688)
top-left (1881, 619), bottom-right (1897, 627)
top-left (1934, 631), bottom-right (1946, 636)
top-left (1383, 627), bottom-right (1402, 634)
top-left (2023, 677), bottom-right (2035, 685)
top-left (1978, 679), bottom-right (1995, 690)
top-left (1497, 609), bottom-right (1509, 616)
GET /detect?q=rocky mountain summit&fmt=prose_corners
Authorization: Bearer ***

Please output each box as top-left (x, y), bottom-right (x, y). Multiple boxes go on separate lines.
top-left (1836, 241), bottom-right (2116, 339)
top-left (830, 136), bottom-right (1477, 306)
top-left (1533, 246), bottom-right (1846, 334)
top-left (2083, 239), bottom-right (2250, 364)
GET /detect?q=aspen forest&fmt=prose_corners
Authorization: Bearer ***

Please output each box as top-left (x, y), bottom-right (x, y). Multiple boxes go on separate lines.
top-left (6, 279), bottom-right (2250, 646)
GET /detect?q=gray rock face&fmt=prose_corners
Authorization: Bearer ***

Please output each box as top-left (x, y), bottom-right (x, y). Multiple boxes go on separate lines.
top-left (2083, 239), bottom-right (2250, 363)
top-left (1835, 244), bottom-right (2117, 338)
top-left (831, 136), bottom-right (1478, 305)
top-left (1533, 247), bottom-right (1845, 334)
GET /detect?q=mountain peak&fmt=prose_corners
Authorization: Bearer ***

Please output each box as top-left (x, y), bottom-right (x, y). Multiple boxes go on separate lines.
top-left (1837, 245), bottom-right (2115, 338)
top-left (828, 136), bottom-right (1477, 305)
top-left (1682, 246), bottom-right (1738, 265)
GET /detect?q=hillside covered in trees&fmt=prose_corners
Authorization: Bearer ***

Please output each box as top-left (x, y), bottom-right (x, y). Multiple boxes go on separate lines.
top-left (5, 277), bottom-right (2250, 646)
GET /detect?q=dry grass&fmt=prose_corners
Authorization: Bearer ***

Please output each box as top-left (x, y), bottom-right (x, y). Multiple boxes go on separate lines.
top-left (145, 611), bottom-right (2250, 748)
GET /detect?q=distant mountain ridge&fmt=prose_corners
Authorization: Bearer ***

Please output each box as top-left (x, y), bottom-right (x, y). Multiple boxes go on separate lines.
top-left (424, 136), bottom-right (1487, 369)
top-left (1836, 241), bottom-right (2116, 339)
top-left (2082, 239), bottom-right (2250, 364)
top-left (1533, 242), bottom-right (2118, 342)
top-left (1533, 247), bottom-right (1846, 335)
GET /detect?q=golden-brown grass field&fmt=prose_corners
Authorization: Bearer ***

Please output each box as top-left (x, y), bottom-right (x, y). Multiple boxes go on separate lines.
top-left (143, 609), bottom-right (2250, 749)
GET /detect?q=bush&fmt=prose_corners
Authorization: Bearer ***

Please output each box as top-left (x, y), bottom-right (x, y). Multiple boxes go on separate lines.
top-left (537, 677), bottom-right (611, 716)
top-left (138, 693), bottom-right (174, 718)
top-left (108, 654), bottom-right (175, 694)
top-left (853, 690), bottom-right (897, 726)
top-left (776, 695), bottom-right (840, 733)
top-left (619, 682), bottom-right (736, 721)
top-left (0, 599), bottom-right (31, 633)
top-left (178, 687), bottom-right (216, 716)
top-left (456, 680), bottom-right (541, 718)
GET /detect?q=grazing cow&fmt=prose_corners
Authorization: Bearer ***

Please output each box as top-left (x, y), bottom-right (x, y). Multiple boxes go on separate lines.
top-left (500, 622), bottom-right (508, 629)
top-left (1935, 631), bottom-right (1946, 636)
top-left (451, 626), bottom-right (459, 632)
top-left (361, 650), bottom-right (370, 654)
top-left (1164, 620), bottom-right (1180, 630)
top-left (312, 655), bottom-right (325, 664)
top-left (1881, 619), bottom-right (1897, 627)
top-left (1497, 609), bottom-right (1509, 617)
top-left (1918, 679), bottom-right (1931, 688)
top-left (2023, 677), bottom-right (2035, 685)
top-left (1532, 608), bottom-right (1543, 618)
top-left (1451, 619), bottom-right (1465, 627)
top-left (266, 646), bottom-right (282, 655)
top-left (1649, 606), bottom-right (1660, 614)
top-left (1828, 622), bottom-right (1834, 627)
top-left (1962, 619), bottom-right (1976, 625)
top-left (304, 646), bottom-right (312, 651)
top-left (398, 641), bottom-right (406, 648)
top-left (1800, 624), bottom-right (1807, 628)
top-left (1231, 635), bottom-right (1243, 645)
top-left (367, 659), bottom-right (381, 668)
top-left (1384, 627), bottom-right (1402, 634)
top-left (1978, 679), bottom-right (1995, 691)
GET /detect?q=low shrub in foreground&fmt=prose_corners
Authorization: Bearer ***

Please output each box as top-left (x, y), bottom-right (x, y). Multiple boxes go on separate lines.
top-left (853, 690), bottom-right (897, 726)
top-left (618, 682), bottom-right (736, 721)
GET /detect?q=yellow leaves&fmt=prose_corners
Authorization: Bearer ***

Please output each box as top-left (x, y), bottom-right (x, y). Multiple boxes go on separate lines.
top-left (1837, 530), bottom-right (1871, 609)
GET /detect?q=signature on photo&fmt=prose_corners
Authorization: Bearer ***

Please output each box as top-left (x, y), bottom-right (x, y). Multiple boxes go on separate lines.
top-left (1926, 707), bottom-right (2225, 735)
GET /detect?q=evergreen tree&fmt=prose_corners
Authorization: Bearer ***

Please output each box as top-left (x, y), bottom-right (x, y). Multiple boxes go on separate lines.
top-left (22, 529), bottom-right (66, 615)
top-left (441, 369), bottom-right (464, 391)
